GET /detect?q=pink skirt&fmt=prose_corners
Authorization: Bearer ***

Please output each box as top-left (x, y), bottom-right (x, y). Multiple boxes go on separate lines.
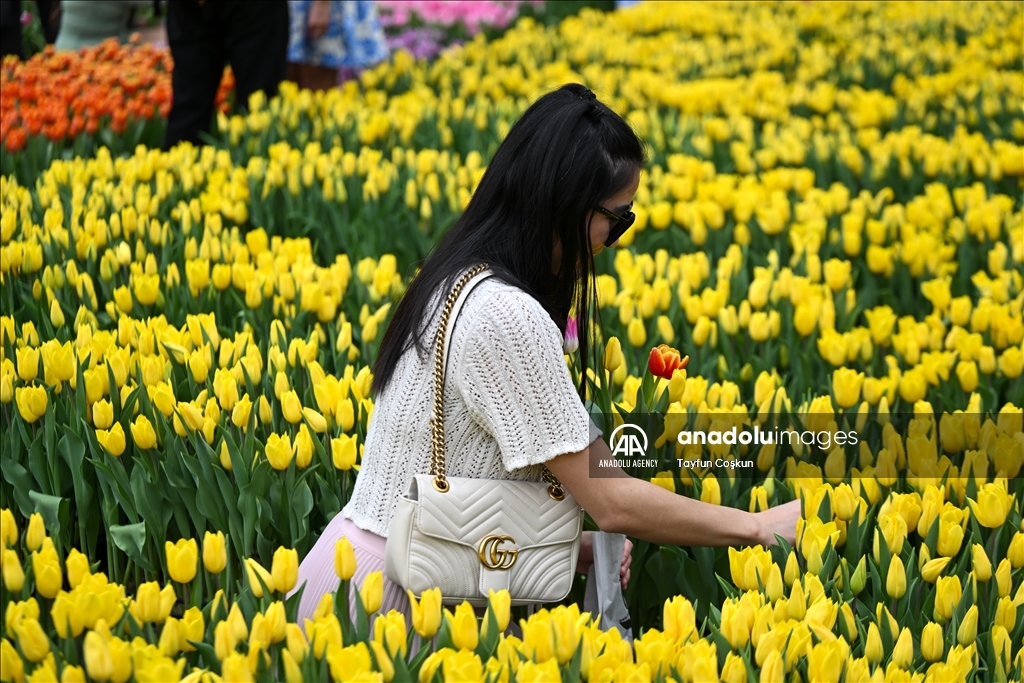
top-left (293, 513), bottom-right (413, 626)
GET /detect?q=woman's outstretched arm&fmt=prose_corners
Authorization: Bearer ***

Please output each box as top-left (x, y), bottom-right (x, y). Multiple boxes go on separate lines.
top-left (546, 437), bottom-right (801, 548)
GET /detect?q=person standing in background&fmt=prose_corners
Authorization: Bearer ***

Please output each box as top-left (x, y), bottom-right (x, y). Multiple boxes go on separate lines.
top-left (287, 0), bottom-right (388, 92)
top-left (164, 0), bottom-right (289, 149)
top-left (55, 0), bottom-right (150, 51)
top-left (0, 0), bottom-right (22, 59)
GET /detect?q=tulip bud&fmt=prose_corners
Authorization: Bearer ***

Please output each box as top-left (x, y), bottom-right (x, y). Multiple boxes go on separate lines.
top-left (864, 623), bottom-right (883, 664)
top-left (921, 556), bottom-right (951, 583)
top-left (784, 551), bottom-right (799, 587)
top-left (0, 509), bottom-right (17, 548)
top-left (886, 555), bottom-right (907, 599)
top-left (334, 537), bottom-right (356, 581)
top-left (245, 558), bottom-right (274, 598)
top-left (203, 531), bottom-right (227, 574)
top-left (888, 627), bottom-right (912, 668)
top-left (765, 563), bottom-right (784, 603)
top-left (446, 602), bottom-right (478, 652)
top-left (1, 549), bottom-right (24, 592)
top-left (66, 548), bottom-right (90, 589)
top-left (920, 622), bottom-right (944, 662)
top-left (83, 629), bottom-right (114, 681)
top-left (359, 571), bottom-right (383, 614)
top-left (994, 558), bottom-right (1011, 598)
top-left (50, 299), bottom-right (65, 329)
top-left (165, 539), bottom-right (198, 584)
top-left (971, 543), bottom-right (992, 582)
top-left (957, 604), bottom-right (978, 646)
top-left (994, 595), bottom-right (1016, 632)
top-left (271, 547), bottom-right (298, 594)
top-left (25, 513), bottom-right (46, 552)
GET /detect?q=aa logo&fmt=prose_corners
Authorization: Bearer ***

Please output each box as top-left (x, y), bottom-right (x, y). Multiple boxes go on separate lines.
top-left (609, 423), bottom-right (648, 458)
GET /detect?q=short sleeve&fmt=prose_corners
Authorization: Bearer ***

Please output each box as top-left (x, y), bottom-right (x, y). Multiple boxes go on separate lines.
top-left (455, 289), bottom-right (598, 472)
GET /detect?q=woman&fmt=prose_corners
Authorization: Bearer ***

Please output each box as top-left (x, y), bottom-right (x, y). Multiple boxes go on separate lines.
top-left (286, 0), bottom-right (388, 92)
top-left (294, 84), bottom-right (801, 624)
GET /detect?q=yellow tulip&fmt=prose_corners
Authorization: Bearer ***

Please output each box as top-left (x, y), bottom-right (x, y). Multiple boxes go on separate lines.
top-left (50, 299), bottom-right (65, 328)
top-left (373, 609), bottom-right (408, 658)
top-left (32, 546), bottom-right (62, 598)
top-left (96, 423), bottom-right (126, 457)
top-left (967, 483), bottom-right (1015, 528)
top-left (132, 581), bottom-right (176, 625)
top-left (603, 336), bottom-right (625, 373)
top-left (957, 604), bottom-right (978, 646)
top-left (271, 547), bottom-right (298, 593)
top-left (994, 558), bottom-right (1011, 598)
top-left (165, 539), bottom-right (198, 584)
top-left (921, 556), bottom-right (951, 583)
top-left (83, 626), bottom-right (114, 679)
top-left (408, 588), bottom-right (442, 638)
top-left (65, 548), bottom-right (90, 589)
top-left (447, 602), bottom-right (478, 651)
top-left (282, 390), bottom-right (303, 424)
top-left (994, 595), bottom-right (1016, 632)
top-left (933, 575), bottom-right (962, 622)
top-left (282, 650), bottom-right (302, 683)
top-left (14, 617), bottom-right (51, 663)
top-left (221, 653), bottom-right (253, 683)
top-left (202, 531), bottom-right (226, 575)
top-left (231, 394), bottom-right (253, 429)
top-left (245, 558), bottom-right (275, 597)
top-left (864, 622), bottom-right (883, 664)
top-left (1, 637), bottom-right (25, 683)
top-left (15, 385), bottom-right (47, 423)
top-left (2, 549), bottom-right (24, 592)
top-left (16, 346), bottom-right (39, 383)
top-left (286, 623), bottom-right (308, 663)
top-left (700, 475), bottom-right (721, 505)
top-left (359, 571), bottom-right (383, 614)
top-left (886, 555), bottom-right (906, 599)
top-left (130, 415), bottom-right (157, 450)
top-left (891, 627), bottom-right (913, 668)
top-left (748, 486), bottom-right (768, 513)
top-left (831, 368), bottom-right (864, 409)
top-left (334, 537), bottom-right (356, 581)
top-left (921, 622), bottom-right (944, 662)
top-left (626, 317), bottom-right (646, 348)
top-left (331, 434), bottom-right (357, 470)
top-left (486, 588), bottom-right (511, 633)
top-left (971, 543), bottom-right (992, 581)
top-left (265, 433), bottom-right (294, 470)
top-left (92, 399), bottom-right (114, 429)
top-left (180, 606), bottom-right (205, 652)
top-left (0, 508), bottom-right (17, 548)
top-left (299, 407), bottom-right (326, 434)
top-left (291, 424), bottom-right (312, 469)
top-left (26, 512), bottom-right (46, 551)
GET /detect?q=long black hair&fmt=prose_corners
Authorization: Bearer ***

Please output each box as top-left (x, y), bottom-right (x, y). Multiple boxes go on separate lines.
top-left (372, 83), bottom-right (647, 398)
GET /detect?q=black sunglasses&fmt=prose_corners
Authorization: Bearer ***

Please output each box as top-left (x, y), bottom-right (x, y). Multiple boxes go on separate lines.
top-left (594, 203), bottom-right (636, 247)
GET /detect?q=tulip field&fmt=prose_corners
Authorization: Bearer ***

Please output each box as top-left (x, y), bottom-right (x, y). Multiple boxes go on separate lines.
top-left (1, 1), bottom-right (1023, 681)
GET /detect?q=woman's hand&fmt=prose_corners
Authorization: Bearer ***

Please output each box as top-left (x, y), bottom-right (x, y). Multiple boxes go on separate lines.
top-left (579, 532), bottom-right (633, 589)
top-left (753, 499), bottom-right (801, 547)
top-left (307, 0), bottom-right (331, 40)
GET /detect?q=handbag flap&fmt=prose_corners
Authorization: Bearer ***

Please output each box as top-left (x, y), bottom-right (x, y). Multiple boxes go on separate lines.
top-left (408, 474), bottom-right (582, 550)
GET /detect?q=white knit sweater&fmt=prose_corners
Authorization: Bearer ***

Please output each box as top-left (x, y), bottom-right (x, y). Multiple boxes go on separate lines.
top-left (344, 274), bottom-right (599, 538)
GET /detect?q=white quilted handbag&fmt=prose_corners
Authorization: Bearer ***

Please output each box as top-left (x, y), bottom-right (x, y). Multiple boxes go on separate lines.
top-left (384, 264), bottom-right (584, 606)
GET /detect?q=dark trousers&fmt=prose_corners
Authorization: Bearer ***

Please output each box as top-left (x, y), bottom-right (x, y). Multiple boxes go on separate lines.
top-left (163, 0), bottom-right (288, 149)
top-left (0, 0), bottom-right (21, 59)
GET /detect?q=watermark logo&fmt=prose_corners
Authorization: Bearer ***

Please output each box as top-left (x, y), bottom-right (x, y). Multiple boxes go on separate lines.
top-left (609, 423), bottom-right (648, 458)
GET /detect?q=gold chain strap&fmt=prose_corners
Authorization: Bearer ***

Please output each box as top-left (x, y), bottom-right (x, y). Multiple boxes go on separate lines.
top-left (429, 265), bottom-right (567, 501)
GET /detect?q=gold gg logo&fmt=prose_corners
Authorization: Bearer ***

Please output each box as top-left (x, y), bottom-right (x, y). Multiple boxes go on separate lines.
top-left (478, 535), bottom-right (518, 570)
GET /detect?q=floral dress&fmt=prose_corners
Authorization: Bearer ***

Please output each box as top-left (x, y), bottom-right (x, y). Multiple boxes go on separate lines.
top-left (287, 0), bottom-right (389, 69)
